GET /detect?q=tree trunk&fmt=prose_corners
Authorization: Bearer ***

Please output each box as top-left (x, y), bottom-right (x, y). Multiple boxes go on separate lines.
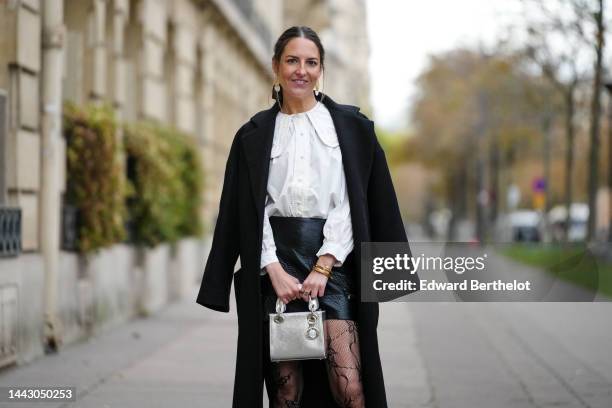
top-left (564, 87), bottom-right (576, 242)
top-left (475, 153), bottom-right (486, 244)
top-left (587, 0), bottom-right (605, 241)
top-left (489, 136), bottom-right (500, 226)
top-left (446, 168), bottom-right (459, 241)
top-left (608, 95), bottom-right (612, 241)
top-left (543, 113), bottom-right (553, 242)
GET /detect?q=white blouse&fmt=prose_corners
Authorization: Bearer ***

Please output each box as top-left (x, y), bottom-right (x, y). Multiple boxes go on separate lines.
top-left (260, 101), bottom-right (354, 274)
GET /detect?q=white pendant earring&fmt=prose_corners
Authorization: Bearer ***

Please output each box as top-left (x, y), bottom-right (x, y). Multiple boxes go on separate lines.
top-left (273, 80), bottom-right (282, 111)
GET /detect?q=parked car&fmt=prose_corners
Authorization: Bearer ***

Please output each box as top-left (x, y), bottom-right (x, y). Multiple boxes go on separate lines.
top-left (548, 203), bottom-right (588, 242)
top-left (509, 210), bottom-right (542, 242)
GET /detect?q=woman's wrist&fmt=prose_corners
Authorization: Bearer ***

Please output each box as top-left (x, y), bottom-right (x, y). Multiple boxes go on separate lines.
top-left (265, 262), bottom-right (284, 278)
top-left (311, 254), bottom-right (335, 280)
top-left (317, 254), bottom-right (336, 269)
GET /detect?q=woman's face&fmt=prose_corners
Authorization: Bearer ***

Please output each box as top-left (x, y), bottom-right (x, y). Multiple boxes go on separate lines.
top-left (273, 37), bottom-right (322, 102)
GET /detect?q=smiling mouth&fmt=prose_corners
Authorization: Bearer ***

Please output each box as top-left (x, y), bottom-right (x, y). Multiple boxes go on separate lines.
top-left (292, 79), bottom-right (308, 85)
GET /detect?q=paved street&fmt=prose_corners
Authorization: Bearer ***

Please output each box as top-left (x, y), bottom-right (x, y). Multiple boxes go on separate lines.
top-left (400, 302), bottom-right (612, 407)
top-left (1, 259), bottom-right (611, 407)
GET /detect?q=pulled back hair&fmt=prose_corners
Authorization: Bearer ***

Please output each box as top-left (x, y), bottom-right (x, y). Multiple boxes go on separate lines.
top-left (271, 26), bottom-right (325, 105)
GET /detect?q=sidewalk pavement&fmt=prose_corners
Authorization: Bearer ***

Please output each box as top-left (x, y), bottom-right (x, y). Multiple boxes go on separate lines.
top-left (0, 281), bottom-right (611, 407)
top-left (0, 286), bottom-right (237, 408)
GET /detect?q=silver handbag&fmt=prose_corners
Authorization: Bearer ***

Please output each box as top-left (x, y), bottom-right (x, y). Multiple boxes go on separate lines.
top-left (269, 297), bottom-right (327, 362)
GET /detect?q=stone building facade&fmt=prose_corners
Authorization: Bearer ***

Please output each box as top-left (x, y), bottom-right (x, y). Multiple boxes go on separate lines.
top-left (0, 0), bottom-right (370, 371)
top-left (284, 0), bottom-right (371, 115)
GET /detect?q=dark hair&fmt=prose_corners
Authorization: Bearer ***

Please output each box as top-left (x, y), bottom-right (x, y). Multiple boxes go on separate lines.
top-left (271, 26), bottom-right (325, 104)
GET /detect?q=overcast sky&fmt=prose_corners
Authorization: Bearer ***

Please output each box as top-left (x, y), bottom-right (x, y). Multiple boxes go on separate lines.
top-left (365, 1), bottom-right (524, 131)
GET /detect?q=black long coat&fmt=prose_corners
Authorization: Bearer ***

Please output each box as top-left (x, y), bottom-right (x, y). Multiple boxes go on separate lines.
top-left (196, 94), bottom-right (412, 407)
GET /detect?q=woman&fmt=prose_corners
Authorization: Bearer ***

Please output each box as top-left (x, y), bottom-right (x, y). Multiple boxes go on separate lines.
top-left (197, 26), bottom-right (411, 407)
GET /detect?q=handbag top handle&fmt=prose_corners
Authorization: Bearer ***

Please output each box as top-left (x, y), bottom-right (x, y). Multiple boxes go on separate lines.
top-left (275, 297), bottom-right (319, 314)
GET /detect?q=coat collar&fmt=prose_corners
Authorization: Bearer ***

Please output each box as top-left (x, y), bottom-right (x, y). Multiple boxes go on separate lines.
top-left (247, 93), bottom-right (361, 127)
top-left (240, 94), bottom-right (374, 237)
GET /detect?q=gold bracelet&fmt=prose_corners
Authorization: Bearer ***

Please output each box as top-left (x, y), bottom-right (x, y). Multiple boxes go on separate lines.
top-left (313, 264), bottom-right (332, 279)
top-left (313, 268), bottom-right (331, 279)
top-left (315, 263), bottom-right (332, 273)
top-left (313, 266), bottom-right (330, 275)
top-left (313, 265), bottom-right (331, 275)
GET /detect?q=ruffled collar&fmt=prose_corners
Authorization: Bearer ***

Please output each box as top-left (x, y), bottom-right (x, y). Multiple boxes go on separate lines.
top-left (274, 102), bottom-right (338, 148)
top-left (277, 101), bottom-right (322, 118)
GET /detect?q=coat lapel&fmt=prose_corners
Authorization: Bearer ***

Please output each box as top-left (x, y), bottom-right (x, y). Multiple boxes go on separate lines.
top-left (240, 95), bottom-right (375, 243)
top-left (327, 100), bottom-right (374, 204)
top-left (240, 103), bottom-right (279, 239)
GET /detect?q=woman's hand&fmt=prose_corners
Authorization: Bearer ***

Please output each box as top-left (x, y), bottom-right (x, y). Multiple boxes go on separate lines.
top-left (300, 254), bottom-right (336, 302)
top-left (265, 262), bottom-right (302, 305)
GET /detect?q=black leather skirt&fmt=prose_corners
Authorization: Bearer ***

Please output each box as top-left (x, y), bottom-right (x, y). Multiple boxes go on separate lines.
top-left (261, 216), bottom-right (358, 322)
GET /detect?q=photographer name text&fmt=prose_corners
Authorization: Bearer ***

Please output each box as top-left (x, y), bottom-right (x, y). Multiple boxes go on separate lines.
top-left (373, 279), bottom-right (532, 291)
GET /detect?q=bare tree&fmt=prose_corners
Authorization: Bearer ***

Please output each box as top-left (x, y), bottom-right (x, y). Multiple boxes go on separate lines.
top-left (521, 0), bottom-right (593, 242)
top-left (585, 0), bottom-right (605, 241)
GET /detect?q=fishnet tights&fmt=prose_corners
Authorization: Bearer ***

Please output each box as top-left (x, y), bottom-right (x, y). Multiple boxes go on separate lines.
top-left (270, 360), bottom-right (303, 407)
top-left (269, 319), bottom-right (365, 408)
top-left (325, 320), bottom-right (365, 407)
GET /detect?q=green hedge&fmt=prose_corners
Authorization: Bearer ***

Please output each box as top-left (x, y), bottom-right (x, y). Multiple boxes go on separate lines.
top-left (63, 102), bottom-right (128, 253)
top-left (124, 121), bottom-right (204, 247)
top-left (63, 102), bottom-right (205, 253)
